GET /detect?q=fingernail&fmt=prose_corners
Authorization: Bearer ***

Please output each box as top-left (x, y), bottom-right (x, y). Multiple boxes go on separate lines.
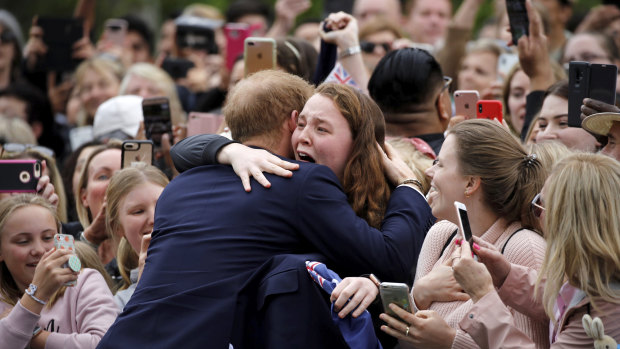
top-left (473, 243), bottom-right (480, 250)
top-left (455, 239), bottom-right (461, 245)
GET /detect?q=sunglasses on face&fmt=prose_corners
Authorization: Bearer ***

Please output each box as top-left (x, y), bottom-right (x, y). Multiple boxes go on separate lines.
top-left (0, 30), bottom-right (15, 45)
top-left (531, 192), bottom-right (545, 218)
top-left (360, 41), bottom-right (391, 54)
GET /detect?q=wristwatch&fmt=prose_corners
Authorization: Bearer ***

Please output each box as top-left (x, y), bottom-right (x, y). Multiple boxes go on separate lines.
top-left (33, 325), bottom-right (42, 338)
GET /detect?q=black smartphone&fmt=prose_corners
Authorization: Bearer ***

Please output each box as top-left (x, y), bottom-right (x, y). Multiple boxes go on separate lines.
top-left (37, 17), bottom-right (83, 72)
top-left (505, 0), bottom-right (529, 46)
top-left (174, 16), bottom-right (219, 54)
top-left (121, 140), bottom-right (154, 169)
top-left (454, 201), bottom-right (474, 248)
top-left (589, 63), bottom-right (617, 107)
top-left (161, 57), bottom-right (195, 80)
top-left (142, 97), bottom-right (172, 148)
top-left (0, 160), bottom-right (42, 193)
top-left (568, 61), bottom-right (591, 127)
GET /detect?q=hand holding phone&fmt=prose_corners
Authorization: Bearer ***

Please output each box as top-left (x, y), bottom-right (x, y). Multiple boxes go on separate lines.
top-left (568, 62), bottom-right (617, 127)
top-left (379, 282), bottom-right (413, 320)
top-left (53, 234), bottom-right (81, 286)
top-left (225, 23), bottom-right (252, 71)
top-left (244, 37), bottom-right (276, 77)
top-left (37, 17), bottom-right (84, 72)
top-left (454, 201), bottom-right (474, 250)
top-left (142, 97), bottom-right (172, 148)
top-left (122, 140), bottom-right (154, 169)
top-left (506, 0), bottom-right (529, 46)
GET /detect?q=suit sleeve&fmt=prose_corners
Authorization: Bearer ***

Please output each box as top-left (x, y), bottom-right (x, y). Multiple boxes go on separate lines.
top-left (170, 134), bottom-right (236, 173)
top-left (295, 165), bottom-right (435, 284)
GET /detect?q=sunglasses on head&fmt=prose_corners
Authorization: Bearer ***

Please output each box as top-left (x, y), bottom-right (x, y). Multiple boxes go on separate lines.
top-left (360, 41), bottom-right (391, 54)
top-left (1, 143), bottom-right (55, 158)
top-left (531, 193), bottom-right (545, 218)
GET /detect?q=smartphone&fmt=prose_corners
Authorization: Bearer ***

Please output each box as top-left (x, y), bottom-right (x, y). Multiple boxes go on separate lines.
top-left (0, 160), bottom-right (41, 193)
top-left (122, 140), bottom-right (154, 169)
top-left (497, 53), bottom-right (519, 78)
top-left (53, 234), bottom-right (81, 286)
top-left (476, 100), bottom-right (503, 123)
top-left (454, 201), bottom-right (474, 248)
top-left (589, 64), bottom-right (617, 108)
top-left (568, 61), bottom-right (591, 127)
top-left (379, 282), bottom-right (413, 319)
top-left (104, 18), bottom-right (128, 47)
top-left (187, 112), bottom-right (225, 137)
top-left (175, 16), bottom-right (220, 54)
top-left (244, 37), bottom-right (276, 77)
top-left (225, 23), bottom-right (252, 71)
top-left (161, 57), bottom-right (195, 80)
top-left (505, 0), bottom-right (529, 46)
top-left (454, 90), bottom-right (480, 119)
top-left (142, 97), bottom-right (172, 148)
top-left (37, 17), bottom-right (83, 72)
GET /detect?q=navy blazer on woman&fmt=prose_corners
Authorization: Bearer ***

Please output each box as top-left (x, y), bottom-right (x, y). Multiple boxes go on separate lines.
top-left (98, 156), bottom-right (433, 348)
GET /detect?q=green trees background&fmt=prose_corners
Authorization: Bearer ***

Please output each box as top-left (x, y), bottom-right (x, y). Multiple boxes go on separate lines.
top-left (0, 0), bottom-right (603, 43)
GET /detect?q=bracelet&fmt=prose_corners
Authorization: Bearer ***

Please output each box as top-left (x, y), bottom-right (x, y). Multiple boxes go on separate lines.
top-left (339, 45), bottom-right (361, 59)
top-left (369, 274), bottom-right (381, 288)
top-left (79, 231), bottom-right (99, 250)
top-left (33, 325), bottom-right (43, 338)
top-left (399, 178), bottom-right (424, 192)
top-left (25, 284), bottom-right (46, 305)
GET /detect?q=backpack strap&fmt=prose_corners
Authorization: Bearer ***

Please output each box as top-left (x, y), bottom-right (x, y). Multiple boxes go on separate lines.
top-left (501, 228), bottom-right (526, 254)
top-left (440, 229), bottom-right (459, 258)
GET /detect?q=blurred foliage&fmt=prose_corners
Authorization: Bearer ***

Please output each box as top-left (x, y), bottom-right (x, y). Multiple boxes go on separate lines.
top-left (0, 0), bottom-right (606, 43)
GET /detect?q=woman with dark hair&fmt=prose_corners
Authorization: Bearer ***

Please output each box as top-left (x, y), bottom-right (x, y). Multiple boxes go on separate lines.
top-left (0, 10), bottom-right (23, 89)
top-left (535, 80), bottom-right (601, 152)
top-left (276, 37), bottom-right (318, 82)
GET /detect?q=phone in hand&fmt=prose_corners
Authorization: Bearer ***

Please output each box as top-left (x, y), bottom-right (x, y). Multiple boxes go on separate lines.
top-left (225, 23), bottom-right (252, 71)
top-left (53, 234), bottom-right (81, 286)
top-left (37, 17), bottom-right (83, 72)
top-left (122, 140), bottom-right (154, 169)
top-left (568, 62), bottom-right (617, 127)
top-left (142, 97), bottom-right (172, 149)
top-left (244, 37), bottom-right (276, 77)
top-left (505, 0), bottom-right (529, 46)
top-left (379, 282), bottom-right (413, 320)
top-left (454, 90), bottom-right (480, 119)
top-left (454, 201), bottom-right (474, 249)
top-left (0, 160), bottom-right (41, 193)
top-left (476, 100), bottom-right (503, 123)
top-left (187, 112), bottom-right (225, 137)
top-left (104, 18), bottom-right (128, 47)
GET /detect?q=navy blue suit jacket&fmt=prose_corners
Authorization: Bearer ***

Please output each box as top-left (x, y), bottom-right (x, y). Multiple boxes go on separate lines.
top-left (98, 159), bottom-right (433, 348)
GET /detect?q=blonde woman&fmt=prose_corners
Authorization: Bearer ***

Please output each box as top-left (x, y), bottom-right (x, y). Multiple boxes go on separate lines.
top-left (0, 194), bottom-right (118, 348)
top-left (448, 153), bottom-right (620, 347)
top-left (73, 58), bottom-right (124, 126)
top-left (104, 164), bottom-right (168, 309)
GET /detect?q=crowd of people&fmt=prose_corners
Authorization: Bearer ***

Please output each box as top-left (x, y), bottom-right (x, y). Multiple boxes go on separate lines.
top-left (0, 0), bottom-right (619, 348)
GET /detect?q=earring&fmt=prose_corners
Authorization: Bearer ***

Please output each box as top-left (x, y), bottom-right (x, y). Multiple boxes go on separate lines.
top-left (464, 190), bottom-right (471, 198)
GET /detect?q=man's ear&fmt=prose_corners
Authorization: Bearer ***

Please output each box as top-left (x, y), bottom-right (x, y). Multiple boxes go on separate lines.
top-left (436, 91), bottom-right (451, 122)
top-left (288, 110), bottom-right (298, 132)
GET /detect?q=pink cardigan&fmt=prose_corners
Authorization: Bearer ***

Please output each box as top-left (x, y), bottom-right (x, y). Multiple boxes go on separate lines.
top-left (407, 219), bottom-right (549, 349)
top-left (0, 268), bottom-right (119, 349)
top-left (460, 264), bottom-right (620, 348)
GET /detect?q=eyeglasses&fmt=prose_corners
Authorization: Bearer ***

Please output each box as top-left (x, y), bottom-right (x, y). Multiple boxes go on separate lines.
top-left (360, 41), bottom-right (391, 54)
top-left (1, 143), bottom-right (55, 158)
top-left (440, 76), bottom-right (452, 94)
top-left (0, 30), bottom-right (15, 45)
top-left (531, 193), bottom-right (545, 218)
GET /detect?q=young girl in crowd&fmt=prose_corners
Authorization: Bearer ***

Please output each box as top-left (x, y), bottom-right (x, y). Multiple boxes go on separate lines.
top-left (0, 194), bottom-right (118, 348)
top-left (105, 164), bottom-right (168, 309)
top-left (448, 153), bottom-right (620, 347)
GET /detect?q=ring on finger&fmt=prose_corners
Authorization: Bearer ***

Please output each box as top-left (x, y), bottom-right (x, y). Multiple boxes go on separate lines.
top-left (405, 326), bottom-right (410, 337)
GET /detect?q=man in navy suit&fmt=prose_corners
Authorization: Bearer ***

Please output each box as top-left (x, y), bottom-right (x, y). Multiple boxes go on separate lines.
top-left (98, 70), bottom-right (433, 349)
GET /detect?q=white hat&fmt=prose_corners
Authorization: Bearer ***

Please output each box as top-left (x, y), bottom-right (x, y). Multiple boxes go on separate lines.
top-left (581, 112), bottom-right (620, 136)
top-left (93, 95), bottom-right (143, 140)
